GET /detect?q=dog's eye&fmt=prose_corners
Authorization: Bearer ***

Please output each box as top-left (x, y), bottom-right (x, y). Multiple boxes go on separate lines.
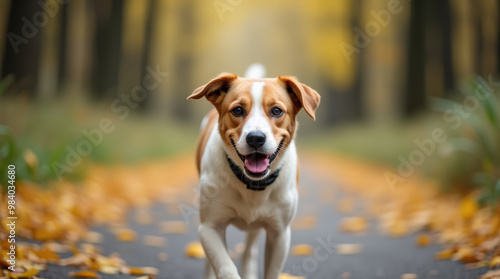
top-left (231, 106), bottom-right (245, 117)
top-left (271, 107), bottom-right (283, 117)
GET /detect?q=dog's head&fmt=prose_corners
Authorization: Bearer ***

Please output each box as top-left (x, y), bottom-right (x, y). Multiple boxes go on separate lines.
top-left (188, 73), bottom-right (320, 180)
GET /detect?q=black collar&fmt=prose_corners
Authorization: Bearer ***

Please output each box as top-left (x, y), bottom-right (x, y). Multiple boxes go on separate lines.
top-left (226, 155), bottom-right (281, 191)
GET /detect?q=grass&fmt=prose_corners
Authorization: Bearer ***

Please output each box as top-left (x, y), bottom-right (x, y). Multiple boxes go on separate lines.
top-left (0, 95), bottom-right (199, 186)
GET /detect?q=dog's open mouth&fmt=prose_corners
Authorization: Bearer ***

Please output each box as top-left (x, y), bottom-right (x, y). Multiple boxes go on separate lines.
top-left (229, 138), bottom-right (284, 179)
top-left (244, 153), bottom-right (269, 177)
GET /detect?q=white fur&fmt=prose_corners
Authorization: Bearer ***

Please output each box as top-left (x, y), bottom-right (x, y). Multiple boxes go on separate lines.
top-left (245, 63), bottom-right (266, 78)
top-left (200, 114), bottom-right (210, 131)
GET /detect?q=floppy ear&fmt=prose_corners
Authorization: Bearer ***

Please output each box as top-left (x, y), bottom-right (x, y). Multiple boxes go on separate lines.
top-left (278, 76), bottom-right (321, 120)
top-left (187, 73), bottom-right (238, 105)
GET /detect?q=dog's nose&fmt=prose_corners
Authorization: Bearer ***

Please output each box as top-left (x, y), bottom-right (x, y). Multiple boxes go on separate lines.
top-left (246, 131), bottom-right (266, 148)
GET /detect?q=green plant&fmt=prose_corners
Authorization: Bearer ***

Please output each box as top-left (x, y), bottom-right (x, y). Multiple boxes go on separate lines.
top-left (432, 76), bottom-right (500, 206)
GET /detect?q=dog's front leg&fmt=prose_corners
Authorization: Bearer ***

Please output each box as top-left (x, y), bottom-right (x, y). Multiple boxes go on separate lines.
top-left (199, 223), bottom-right (240, 279)
top-left (264, 226), bottom-right (291, 279)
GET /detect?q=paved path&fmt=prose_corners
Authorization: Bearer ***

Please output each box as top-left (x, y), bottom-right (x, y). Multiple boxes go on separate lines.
top-left (38, 158), bottom-right (486, 279)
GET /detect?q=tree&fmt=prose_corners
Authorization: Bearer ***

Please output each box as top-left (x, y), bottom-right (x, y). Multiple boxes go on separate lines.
top-left (57, 2), bottom-right (69, 93)
top-left (90, 0), bottom-right (124, 99)
top-left (138, 0), bottom-right (158, 111)
top-left (404, 0), bottom-right (426, 117)
top-left (1, 1), bottom-right (43, 97)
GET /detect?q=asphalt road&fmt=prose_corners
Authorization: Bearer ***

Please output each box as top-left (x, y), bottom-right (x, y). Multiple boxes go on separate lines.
top-left (38, 160), bottom-right (487, 279)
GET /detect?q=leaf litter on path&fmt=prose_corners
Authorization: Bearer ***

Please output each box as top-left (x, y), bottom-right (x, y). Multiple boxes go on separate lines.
top-left (306, 152), bottom-right (500, 278)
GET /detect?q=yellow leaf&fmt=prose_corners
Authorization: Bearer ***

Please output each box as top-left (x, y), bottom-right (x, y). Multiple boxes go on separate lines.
top-left (435, 249), bottom-right (453, 260)
top-left (34, 248), bottom-right (60, 261)
top-left (338, 217), bottom-right (368, 233)
top-left (128, 267), bottom-right (146, 275)
top-left (8, 269), bottom-right (39, 278)
top-left (460, 195), bottom-right (478, 220)
top-left (116, 228), bottom-right (137, 242)
top-left (389, 220), bottom-right (408, 237)
top-left (69, 270), bottom-right (99, 278)
top-left (279, 273), bottom-right (305, 279)
top-left (490, 256), bottom-right (500, 268)
top-left (416, 234), bottom-right (431, 247)
top-left (291, 244), bottom-right (313, 256)
top-left (185, 242), bottom-right (205, 259)
top-left (23, 149), bottom-right (38, 171)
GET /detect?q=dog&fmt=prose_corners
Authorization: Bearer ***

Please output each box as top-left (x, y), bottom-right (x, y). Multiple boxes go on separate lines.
top-left (188, 64), bottom-right (320, 279)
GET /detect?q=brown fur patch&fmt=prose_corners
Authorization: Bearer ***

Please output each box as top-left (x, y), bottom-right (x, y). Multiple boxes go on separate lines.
top-left (195, 109), bottom-right (218, 173)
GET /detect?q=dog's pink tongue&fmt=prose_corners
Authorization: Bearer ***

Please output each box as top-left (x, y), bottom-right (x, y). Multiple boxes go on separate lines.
top-left (245, 157), bottom-right (269, 173)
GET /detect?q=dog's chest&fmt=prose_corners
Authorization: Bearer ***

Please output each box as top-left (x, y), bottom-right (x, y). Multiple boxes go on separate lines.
top-left (225, 189), bottom-right (296, 231)
top-left (229, 199), bottom-right (280, 230)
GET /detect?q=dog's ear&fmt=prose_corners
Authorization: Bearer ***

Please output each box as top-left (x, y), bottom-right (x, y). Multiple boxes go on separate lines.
top-left (278, 76), bottom-right (320, 120)
top-left (188, 73), bottom-right (238, 106)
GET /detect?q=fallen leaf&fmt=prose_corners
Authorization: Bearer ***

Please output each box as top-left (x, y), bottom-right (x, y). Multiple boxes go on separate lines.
top-left (7, 269), bottom-right (39, 278)
top-left (99, 265), bottom-right (120, 274)
top-left (435, 249), bottom-right (453, 260)
top-left (185, 242), bottom-right (205, 259)
top-left (490, 256), bottom-right (500, 268)
top-left (416, 234), bottom-right (431, 247)
top-left (460, 195), bottom-right (478, 220)
top-left (143, 235), bottom-right (165, 247)
top-left (159, 221), bottom-right (188, 234)
top-left (480, 269), bottom-right (500, 279)
top-left (464, 261), bottom-right (487, 270)
top-left (69, 270), bottom-right (99, 278)
top-left (279, 273), bottom-right (305, 279)
top-left (336, 244), bottom-right (363, 255)
top-left (291, 216), bottom-right (317, 230)
top-left (389, 220), bottom-right (409, 237)
top-left (128, 267), bottom-right (146, 275)
top-left (338, 217), bottom-right (368, 233)
top-left (58, 253), bottom-right (90, 267)
top-left (33, 248), bottom-right (59, 261)
top-left (291, 244), bottom-right (313, 256)
top-left (115, 228), bottom-right (137, 242)
top-left (85, 232), bottom-right (103, 244)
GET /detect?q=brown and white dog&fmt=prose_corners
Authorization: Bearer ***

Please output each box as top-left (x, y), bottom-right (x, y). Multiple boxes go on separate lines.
top-left (188, 64), bottom-right (320, 279)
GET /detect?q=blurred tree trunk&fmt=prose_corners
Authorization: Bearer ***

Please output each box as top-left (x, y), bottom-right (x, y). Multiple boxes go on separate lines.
top-left (90, 0), bottom-right (123, 99)
top-left (498, 2), bottom-right (500, 77)
top-left (473, 2), bottom-right (484, 76)
top-left (439, 0), bottom-right (455, 96)
top-left (349, 0), bottom-right (364, 121)
top-left (321, 0), bottom-right (363, 126)
top-left (57, 2), bottom-right (69, 93)
top-left (138, 0), bottom-right (158, 111)
top-left (172, 0), bottom-right (195, 120)
top-left (1, 1), bottom-right (43, 97)
top-left (404, 0), bottom-right (426, 117)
